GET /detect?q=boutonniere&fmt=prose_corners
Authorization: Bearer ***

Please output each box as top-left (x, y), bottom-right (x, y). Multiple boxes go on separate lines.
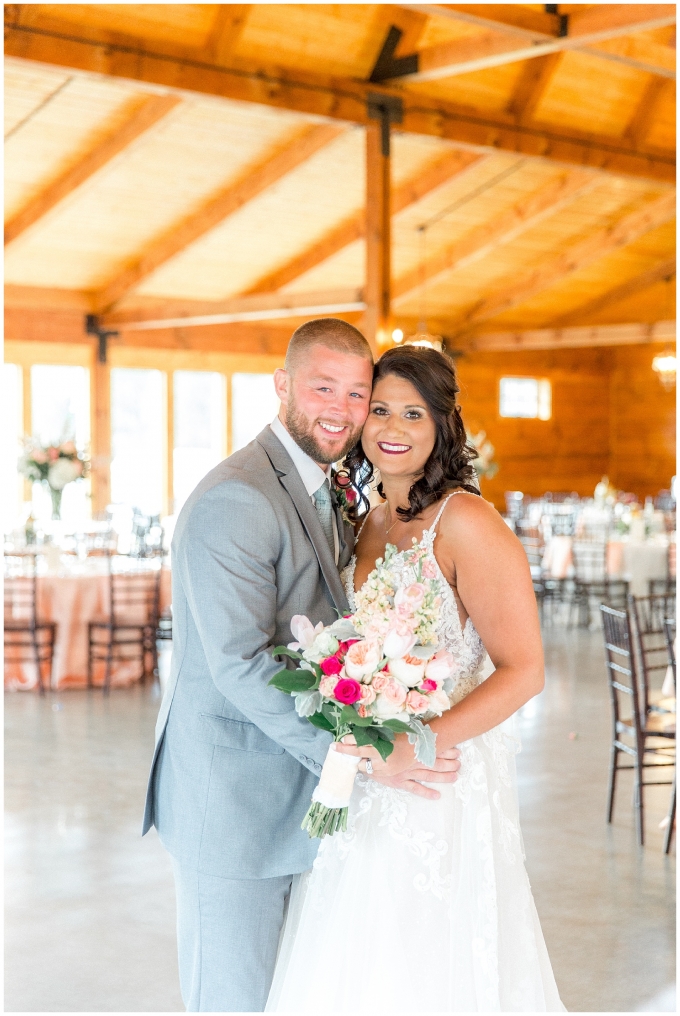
top-left (332, 469), bottom-right (357, 525)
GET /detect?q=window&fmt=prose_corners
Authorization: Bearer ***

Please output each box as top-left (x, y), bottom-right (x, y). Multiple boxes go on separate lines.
top-left (30, 364), bottom-right (91, 525)
top-left (111, 368), bottom-right (164, 515)
top-left (1, 364), bottom-right (23, 533)
top-left (173, 371), bottom-right (225, 513)
top-left (231, 373), bottom-right (280, 452)
top-left (499, 377), bottom-right (551, 420)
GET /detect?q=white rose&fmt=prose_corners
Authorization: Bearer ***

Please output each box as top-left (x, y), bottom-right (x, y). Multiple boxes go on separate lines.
top-left (47, 457), bottom-right (80, 491)
top-left (372, 695), bottom-right (408, 721)
top-left (383, 627), bottom-right (417, 660)
top-left (313, 632), bottom-right (339, 658)
top-left (388, 656), bottom-right (426, 687)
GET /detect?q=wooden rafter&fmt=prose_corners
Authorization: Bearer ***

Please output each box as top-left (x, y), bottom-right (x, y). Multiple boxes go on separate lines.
top-left (393, 168), bottom-right (599, 303)
top-left (452, 191), bottom-right (677, 330)
top-left (245, 149), bottom-right (484, 296)
top-left (465, 320), bottom-right (675, 351)
top-left (205, 4), bottom-right (251, 63)
top-left (100, 287), bottom-right (366, 330)
top-left (399, 4), bottom-right (676, 78)
top-left (4, 18), bottom-right (674, 185)
top-left (506, 53), bottom-right (563, 121)
top-left (93, 122), bottom-right (344, 312)
top-left (626, 78), bottom-right (674, 148)
top-left (5, 93), bottom-right (181, 245)
top-left (550, 259), bottom-right (676, 327)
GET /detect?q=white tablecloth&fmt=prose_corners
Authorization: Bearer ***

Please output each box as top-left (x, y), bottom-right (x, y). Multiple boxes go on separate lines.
top-left (542, 537), bottom-right (670, 597)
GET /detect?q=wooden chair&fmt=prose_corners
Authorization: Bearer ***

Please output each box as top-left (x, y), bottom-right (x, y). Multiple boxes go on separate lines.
top-left (516, 519), bottom-right (562, 619)
top-left (570, 541), bottom-right (628, 627)
top-left (3, 553), bottom-right (56, 694)
top-left (649, 542), bottom-right (676, 596)
top-left (663, 616), bottom-right (676, 854)
top-left (87, 556), bottom-right (162, 694)
top-left (628, 593), bottom-right (676, 718)
top-left (600, 604), bottom-right (675, 846)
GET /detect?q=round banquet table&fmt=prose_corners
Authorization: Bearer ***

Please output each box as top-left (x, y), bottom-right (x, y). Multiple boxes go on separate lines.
top-left (541, 536), bottom-right (671, 597)
top-left (4, 565), bottom-right (171, 691)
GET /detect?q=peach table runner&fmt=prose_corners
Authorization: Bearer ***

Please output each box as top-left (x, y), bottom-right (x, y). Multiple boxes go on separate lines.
top-left (542, 538), bottom-right (669, 597)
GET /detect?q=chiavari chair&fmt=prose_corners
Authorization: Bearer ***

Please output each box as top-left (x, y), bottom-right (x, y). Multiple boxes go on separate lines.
top-left (87, 554), bottom-right (162, 694)
top-left (628, 593), bottom-right (677, 719)
top-left (570, 541), bottom-right (628, 627)
top-left (662, 616), bottom-right (676, 853)
top-left (600, 604), bottom-right (675, 847)
top-left (3, 553), bottom-right (56, 694)
top-left (649, 542), bottom-right (676, 596)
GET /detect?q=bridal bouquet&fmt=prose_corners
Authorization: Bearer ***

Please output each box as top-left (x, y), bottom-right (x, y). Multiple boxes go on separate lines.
top-left (270, 541), bottom-right (458, 838)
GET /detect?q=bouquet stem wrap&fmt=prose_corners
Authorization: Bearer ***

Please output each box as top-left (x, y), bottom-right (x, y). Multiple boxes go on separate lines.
top-left (301, 744), bottom-right (360, 838)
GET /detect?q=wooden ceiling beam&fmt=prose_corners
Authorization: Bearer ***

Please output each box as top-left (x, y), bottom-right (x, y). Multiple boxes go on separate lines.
top-left (506, 54), bottom-right (563, 121)
top-left (4, 284), bottom-right (94, 311)
top-left (92, 122), bottom-right (344, 312)
top-left (205, 4), bottom-right (251, 63)
top-left (550, 259), bottom-right (676, 327)
top-left (100, 287), bottom-right (366, 331)
top-left (452, 191), bottom-right (677, 331)
top-left (4, 18), bottom-right (674, 185)
top-left (626, 78), bottom-right (674, 148)
top-left (4, 93), bottom-right (181, 245)
top-left (245, 148), bottom-right (484, 295)
top-left (399, 4), bottom-right (676, 78)
top-left (464, 320), bottom-right (675, 352)
top-left (393, 168), bottom-right (599, 303)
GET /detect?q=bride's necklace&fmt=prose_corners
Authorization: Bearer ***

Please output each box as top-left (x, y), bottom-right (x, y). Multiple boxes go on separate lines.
top-left (383, 502), bottom-right (400, 536)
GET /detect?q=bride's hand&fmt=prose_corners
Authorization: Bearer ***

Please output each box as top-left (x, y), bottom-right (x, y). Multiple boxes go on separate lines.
top-left (336, 735), bottom-right (461, 801)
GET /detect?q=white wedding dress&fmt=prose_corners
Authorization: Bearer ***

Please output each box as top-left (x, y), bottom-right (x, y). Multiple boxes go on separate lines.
top-left (266, 496), bottom-right (565, 1012)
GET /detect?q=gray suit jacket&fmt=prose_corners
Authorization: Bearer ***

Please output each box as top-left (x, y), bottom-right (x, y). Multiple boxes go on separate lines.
top-left (143, 426), bottom-right (353, 879)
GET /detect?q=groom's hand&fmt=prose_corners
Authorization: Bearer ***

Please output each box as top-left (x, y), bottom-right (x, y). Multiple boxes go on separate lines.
top-left (335, 736), bottom-right (461, 801)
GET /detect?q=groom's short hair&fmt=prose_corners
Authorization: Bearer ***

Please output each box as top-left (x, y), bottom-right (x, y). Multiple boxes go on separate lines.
top-left (285, 318), bottom-right (373, 373)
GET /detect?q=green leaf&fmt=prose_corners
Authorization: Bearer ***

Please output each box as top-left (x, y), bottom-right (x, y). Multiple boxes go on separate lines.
top-left (271, 646), bottom-right (302, 660)
top-left (268, 669), bottom-right (316, 693)
top-left (339, 705), bottom-right (372, 726)
top-left (373, 737), bottom-right (394, 762)
top-left (375, 726), bottom-right (394, 742)
top-left (307, 711), bottom-right (335, 733)
top-left (352, 726), bottom-right (375, 748)
top-left (322, 701), bottom-right (339, 724)
top-left (381, 719), bottom-right (412, 733)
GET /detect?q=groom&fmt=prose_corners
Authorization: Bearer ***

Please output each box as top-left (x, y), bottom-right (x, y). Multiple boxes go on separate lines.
top-left (143, 318), bottom-right (461, 1012)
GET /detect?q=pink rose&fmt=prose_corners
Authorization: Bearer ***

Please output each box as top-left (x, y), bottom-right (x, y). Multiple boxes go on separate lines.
top-left (357, 704), bottom-right (370, 718)
top-left (320, 655), bottom-right (342, 676)
top-left (421, 558), bottom-right (438, 580)
top-left (333, 678), bottom-right (362, 705)
top-left (319, 675), bottom-right (338, 698)
top-left (406, 690), bottom-right (430, 714)
top-left (371, 674), bottom-right (389, 693)
top-left (48, 447), bottom-right (59, 461)
top-left (420, 678), bottom-right (438, 692)
top-left (373, 679), bottom-right (408, 719)
top-left (344, 640), bottom-right (381, 680)
top-left (32, 450), bottom-right (47, 464)
top-left (345, 487), bottom-right (357, 503)
top-left (360, 684), bottom-right (376, 705)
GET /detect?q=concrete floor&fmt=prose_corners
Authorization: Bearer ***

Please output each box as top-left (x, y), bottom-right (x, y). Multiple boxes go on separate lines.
top-left (5, 627), bottom-right (675, 1013)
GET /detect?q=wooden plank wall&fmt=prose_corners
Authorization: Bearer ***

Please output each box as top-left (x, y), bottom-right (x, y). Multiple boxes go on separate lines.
top-left (457, 345), bottom-right (676, 509)
top-left (608, 344), bottom-right (676, 498)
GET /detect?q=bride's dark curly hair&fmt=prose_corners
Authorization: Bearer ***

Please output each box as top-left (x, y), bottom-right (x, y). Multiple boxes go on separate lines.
top-left (341, 345), bottom-right (480, 522)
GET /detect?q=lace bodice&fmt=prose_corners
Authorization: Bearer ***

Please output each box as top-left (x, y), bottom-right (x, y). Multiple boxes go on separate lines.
top-left (341, 493), bottom-right (487, 704)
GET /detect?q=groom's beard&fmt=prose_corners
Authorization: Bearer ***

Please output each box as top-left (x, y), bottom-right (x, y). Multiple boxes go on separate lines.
top-left (285, 396), bottom-right (362, 465)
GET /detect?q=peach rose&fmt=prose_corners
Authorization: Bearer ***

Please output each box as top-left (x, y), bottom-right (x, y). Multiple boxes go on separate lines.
top-left (388, 654), bottom-right (426, 687)
top-left (359, 684), bottom-right (376, 705)
top-left (371, 674), bottom-right (389, 693)
top-left (405, 690), bottom-right (430, 714)
top-left (344, 640), bottom-right (381, 681)
top-left (319, 675), bottom-right (338, 698)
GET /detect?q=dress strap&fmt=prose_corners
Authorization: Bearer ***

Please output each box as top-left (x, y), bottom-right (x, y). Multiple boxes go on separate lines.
top-left (355, 505), bottom-right (377, 541)
top-left (425, 490), bottom-right (465, 538)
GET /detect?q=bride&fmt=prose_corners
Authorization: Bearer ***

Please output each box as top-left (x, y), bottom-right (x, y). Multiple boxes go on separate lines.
top-left (266, 345), bottom-right (565, 1013)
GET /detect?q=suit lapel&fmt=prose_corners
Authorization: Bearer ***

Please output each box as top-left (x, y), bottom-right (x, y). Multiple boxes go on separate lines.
top-left (256, 428), bottom-right (350, 616)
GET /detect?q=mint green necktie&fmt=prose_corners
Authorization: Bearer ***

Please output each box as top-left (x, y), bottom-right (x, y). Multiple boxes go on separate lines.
top-left (313, 479), bottom-right (335, 561)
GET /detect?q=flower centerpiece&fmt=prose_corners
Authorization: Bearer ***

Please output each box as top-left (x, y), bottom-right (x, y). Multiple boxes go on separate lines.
top-left (270, 540), bottom-right (459, 838)
top-left (467, 429), bottom-right (498, 481)
top-left (19, 438), bottom-right (89, 519)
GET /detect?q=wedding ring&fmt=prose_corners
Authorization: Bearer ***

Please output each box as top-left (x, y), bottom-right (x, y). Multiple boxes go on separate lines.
top-left (364, 758), bottom-right (373, 775)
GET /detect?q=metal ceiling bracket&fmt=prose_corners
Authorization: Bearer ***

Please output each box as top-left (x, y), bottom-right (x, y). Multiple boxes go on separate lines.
top-left (369, 25), bottom-right (419, 84)
top-left (86, 314), bottom-right (119, 364)
top-left (367, 92), bottom-right (404, 158)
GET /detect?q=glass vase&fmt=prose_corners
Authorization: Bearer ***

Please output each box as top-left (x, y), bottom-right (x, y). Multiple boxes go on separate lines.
top-left (49, 487), bottom-right (63, 520)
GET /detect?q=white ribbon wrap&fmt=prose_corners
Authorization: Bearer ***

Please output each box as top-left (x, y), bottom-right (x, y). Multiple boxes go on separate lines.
top-left (311, 744), bottom-right (361, 809)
